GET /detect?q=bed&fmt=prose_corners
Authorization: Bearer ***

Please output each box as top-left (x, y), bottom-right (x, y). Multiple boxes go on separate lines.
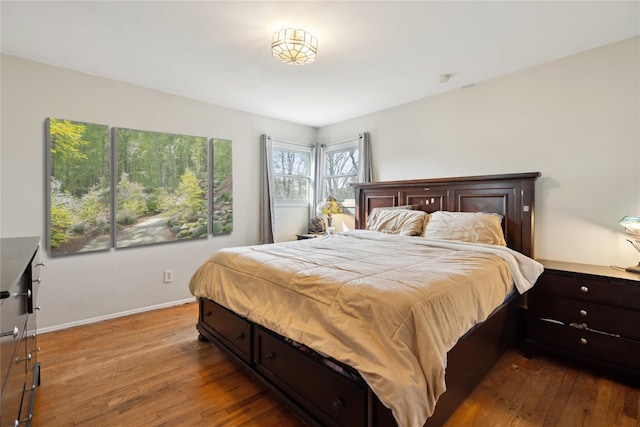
top-left (190, 172), bottom-right (541, 427)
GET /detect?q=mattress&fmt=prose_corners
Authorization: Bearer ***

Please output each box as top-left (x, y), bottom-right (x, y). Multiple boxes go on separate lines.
top-left (189, 230), bottom-right (543, 427)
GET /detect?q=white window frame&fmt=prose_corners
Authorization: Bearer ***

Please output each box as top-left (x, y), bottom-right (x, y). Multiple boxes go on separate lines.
top-left (319, 139), bottom-right (360, 209)
top-left (271, 141), bottom-right (314, 207)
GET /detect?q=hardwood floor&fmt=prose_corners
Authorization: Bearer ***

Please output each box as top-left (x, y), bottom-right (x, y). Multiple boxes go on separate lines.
top-left (33, 302), bottom-right (639, 427)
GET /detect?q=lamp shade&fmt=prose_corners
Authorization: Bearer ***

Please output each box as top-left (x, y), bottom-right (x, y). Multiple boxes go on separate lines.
top-left (620, 216), bottom-right (640, 235)
top-left (271, 28), bottom-right (318, 65)
top-left (318, 196), bottom-right (344, 216)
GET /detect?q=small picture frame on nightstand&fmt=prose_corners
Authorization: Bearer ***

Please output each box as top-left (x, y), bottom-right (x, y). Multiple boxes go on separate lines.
top-left (308, 216), bottom-right (326, 234)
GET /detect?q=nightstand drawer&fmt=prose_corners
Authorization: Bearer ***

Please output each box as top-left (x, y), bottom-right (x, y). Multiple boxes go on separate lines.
top-left (532, 320), bottom-right (640, 372)
top-left (533, 294), bottom-right (640, 340)
top-left (536, 272), bottom-right (640, 309)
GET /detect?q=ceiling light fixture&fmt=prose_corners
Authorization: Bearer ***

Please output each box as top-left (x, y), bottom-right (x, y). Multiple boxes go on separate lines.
top-left (271, 28), bottom-right (318, 65)
top-left (437, 74), bottom-right (451, 84)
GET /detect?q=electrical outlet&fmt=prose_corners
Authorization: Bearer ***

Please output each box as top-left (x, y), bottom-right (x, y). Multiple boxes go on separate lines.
top-left (163, 270), bottom-right (174, 283)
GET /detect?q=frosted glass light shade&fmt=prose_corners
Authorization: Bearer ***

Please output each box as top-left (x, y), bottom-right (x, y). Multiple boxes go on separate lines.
top-left (271, 29), bottom-right (318, 65)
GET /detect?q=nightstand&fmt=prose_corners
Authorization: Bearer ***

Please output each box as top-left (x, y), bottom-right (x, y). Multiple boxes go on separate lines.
top-left (296, 233), bottom-right (324, 240)
top-left (526, 259), bottom-right (640, 377)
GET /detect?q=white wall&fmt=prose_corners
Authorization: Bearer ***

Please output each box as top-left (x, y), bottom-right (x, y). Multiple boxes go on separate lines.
top-left (0, 54), bottom-right (317, 331)
top-left (3, 37), bottom-right (638, 331)
top-left (319, 37), bottom-right (640, 267)
top-left (274, 206), bottom-right (314, 242)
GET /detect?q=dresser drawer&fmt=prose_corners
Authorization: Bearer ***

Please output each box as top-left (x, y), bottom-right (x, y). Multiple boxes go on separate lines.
top-left (2, 322), bottom-right (29, 427)
top-left (200, 299), bottom-right (252, 363)
top-left (26, 311), bottom-right (39, 389)
top-left (536, 272), bottom-right (640, 309)
top-left (1, 237), bottom-right (41, 426)
top-left (1, 290), bottom-right (28, 385)
top-left (533, 294), bottom-right (640, 341)
top-left (256, 327), bottom-right (367, 427)
top-left (531, 320), bottom-right (640, 372)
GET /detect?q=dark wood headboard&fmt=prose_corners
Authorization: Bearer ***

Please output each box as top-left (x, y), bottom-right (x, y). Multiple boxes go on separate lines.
top-left (352, 172), bottom-right (541, 258)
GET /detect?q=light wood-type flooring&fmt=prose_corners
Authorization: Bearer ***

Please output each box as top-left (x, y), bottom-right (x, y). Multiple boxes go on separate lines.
top-left (33, 302), bottom-right (639, 427)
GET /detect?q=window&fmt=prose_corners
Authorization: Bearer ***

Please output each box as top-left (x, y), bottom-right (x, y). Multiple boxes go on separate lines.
top-left (272, 143), bottom-right (313, 205)
top-left (321, 141), bottom-right (360, 207)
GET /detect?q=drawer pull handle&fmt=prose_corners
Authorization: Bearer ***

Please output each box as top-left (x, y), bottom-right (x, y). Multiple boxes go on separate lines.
top-left (235, 332), bottom-right (245, 340)
top-left (579, 309), bottom-right (587, 316)
top-left (580, 338), bottom-right (588, 345)
top-left (32, 277), bottom-right (42, 284)
top-left (332, 398), bottom-right (343, 410)
top-left (1, 326), bottom-right (20, 339)
top-left (15, 353), bottom-right (32, 363)
top-left (14, 289), bottom-right (31, 298)
top-left (15, 413), bottom-right (33, 426)
top-left (265, 352), bottom-right (276, 360)
top-left (35, 261), bottom-right (45, 267)
top-left (580, 286), bottom-right (589, 293)
top-left (204, 311), bottom-right (213, 317)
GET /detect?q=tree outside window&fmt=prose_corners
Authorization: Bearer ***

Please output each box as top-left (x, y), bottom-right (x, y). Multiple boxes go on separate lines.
top-left (272, 147), bottom-right (311, 204)
top-left (323, 146), bottom-right (359, 207)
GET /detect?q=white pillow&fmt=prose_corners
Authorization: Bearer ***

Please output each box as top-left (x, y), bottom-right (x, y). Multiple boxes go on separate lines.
top-left (366, 208), bottom-right (429, 236)
top-left (423, 211), bottom-right (506, 246)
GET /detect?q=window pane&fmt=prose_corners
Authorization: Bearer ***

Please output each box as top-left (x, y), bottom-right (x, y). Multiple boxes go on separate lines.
top-left (325, 175), bottom-right (357, 202)
top-left (325, 148), bottom-right (358, 176)
top-left (275, 176), bottom-right (309, 201)
top-left (271, 145), bottom-right (311, 203)
top-left (273, 149), bottom-right (309, 175)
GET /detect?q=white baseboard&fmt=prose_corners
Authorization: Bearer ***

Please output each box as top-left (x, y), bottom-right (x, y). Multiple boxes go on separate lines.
top-left (38, 297), bottom-right (197, 334)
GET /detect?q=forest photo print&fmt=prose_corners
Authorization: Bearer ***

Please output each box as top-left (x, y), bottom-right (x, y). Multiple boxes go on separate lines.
top-left (47, 118), bottom-right (111, 256)
top-left (114, 128), bottom-right (208, 249)
top-left (47, 118), bottom-right (232, 256)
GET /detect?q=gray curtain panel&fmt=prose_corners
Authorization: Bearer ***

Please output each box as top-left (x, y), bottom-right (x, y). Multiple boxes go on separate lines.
top-left (260, 134), bottom-right (276, 244)
top-left (359, 132), bottom-right (372, 183)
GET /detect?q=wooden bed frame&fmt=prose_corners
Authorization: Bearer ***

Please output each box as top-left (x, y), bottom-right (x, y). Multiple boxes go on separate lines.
top-left (196, 172), bottom-right (540, 427)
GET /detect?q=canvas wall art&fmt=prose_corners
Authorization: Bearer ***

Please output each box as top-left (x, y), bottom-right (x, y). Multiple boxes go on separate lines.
top-left (114, 128), bottom-right (208, 248)
top-left (211, 138), bottom-right (233, 235)
top-left (46, 118), bottom-right (111, 256)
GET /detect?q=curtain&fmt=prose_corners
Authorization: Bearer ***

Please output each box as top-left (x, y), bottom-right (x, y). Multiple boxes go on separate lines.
top-left (312, 143), bottom-right (324, 216)
top-left (260, 134), bottom-right (276, 244)
top-left (359, 132), bottom-right (373, 183)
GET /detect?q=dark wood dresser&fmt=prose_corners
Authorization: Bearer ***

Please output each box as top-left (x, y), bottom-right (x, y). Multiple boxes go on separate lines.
top-left (1, 237), bottom-right (42, 426)
top-left (526, 259), bottom-right (640, 377)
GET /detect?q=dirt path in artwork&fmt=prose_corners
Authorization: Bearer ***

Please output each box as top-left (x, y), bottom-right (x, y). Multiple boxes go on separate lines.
top-left (116, 213), bottom-right (174, 248)
top-left (80, 213), bottom-right (174, 251)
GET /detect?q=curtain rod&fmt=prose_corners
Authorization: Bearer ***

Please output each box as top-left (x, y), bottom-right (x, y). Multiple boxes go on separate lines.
top-left (267, 133), bottom-right (362, 147)
top-left (325, 134), bottom-right (362, 146)
top-left (267, 135), bottom-right (314, 147)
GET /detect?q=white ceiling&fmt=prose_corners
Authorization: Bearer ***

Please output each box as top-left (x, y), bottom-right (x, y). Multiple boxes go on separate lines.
top-left (1, 1), bottom-right (638, 127)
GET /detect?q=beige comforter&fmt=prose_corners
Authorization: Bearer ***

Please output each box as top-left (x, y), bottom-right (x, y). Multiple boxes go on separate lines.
top-left (189, 230), bottom-right (542, 427)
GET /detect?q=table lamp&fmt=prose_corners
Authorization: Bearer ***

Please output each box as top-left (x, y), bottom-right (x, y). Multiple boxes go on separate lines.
top-left (318, 196), bottom-right (343, 234)
top-left (619, 216), bottom-right (640, 273)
